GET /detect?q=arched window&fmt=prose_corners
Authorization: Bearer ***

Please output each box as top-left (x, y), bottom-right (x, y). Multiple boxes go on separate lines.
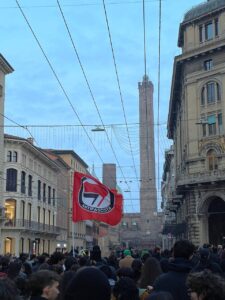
top-left (207, 149), bottom-right (218, 171)
top-left (6, 168), bottom-right (17, 192)
top-left (201, 81), bottom-right (221, 105)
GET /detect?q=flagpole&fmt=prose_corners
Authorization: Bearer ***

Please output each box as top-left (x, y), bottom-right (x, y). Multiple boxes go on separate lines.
top-left (72, 220), bottom-right (75, 257)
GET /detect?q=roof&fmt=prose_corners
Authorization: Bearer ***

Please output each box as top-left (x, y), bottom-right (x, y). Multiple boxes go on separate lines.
top-left (0, 54), bottom-right (14, 74)
top-left (183, 0), bottom-right (225, 23)
top-left (42, 150), bottom-right (71, 170)
top-left (178, 0), bottom-right (225, 47)
top-left (50, 149), bottom-right (88, 168)
top-left (4, 134), bottom-right (60, 171)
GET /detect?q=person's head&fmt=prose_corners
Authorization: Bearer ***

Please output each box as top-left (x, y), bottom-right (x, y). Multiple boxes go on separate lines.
top-left (187, 269), bottom-right (225, 300)
top-left (90, 245), bottom-right (102, 261)
top-left (7, 261), bottom-right (22, 279)
top-left (123, 249), bottom-right (131, 257)
top-left (117, 267), bottom-right (134, 279)
top-left (64, 256), bottom-right (78, 271)
top-left (173, 240), bottom-right (195, 259)
top-left (64, 266), bottom-right (111, 300)
top-left (48, 252), bottom-right (65, 265)
top-left (147, 291), bottom-right (174, 300)
top-left (22, 261), bottom-right (32, 276)
top-left (0, 278), bottom-right (20, 300)
top-left (28, 270), bottom-right (60, 300)
top-left (139, 257), bottom-right (162, 288)
top-left (113, 277), bottom-right (139, 300)
top-left (141, 250), bottom-right (151, 263)
top-left (131, 258), bottom-right (142, 282)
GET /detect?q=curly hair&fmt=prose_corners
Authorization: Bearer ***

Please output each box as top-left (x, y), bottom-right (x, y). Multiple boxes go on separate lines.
top-left (187, 270), bottom-right (225, 300)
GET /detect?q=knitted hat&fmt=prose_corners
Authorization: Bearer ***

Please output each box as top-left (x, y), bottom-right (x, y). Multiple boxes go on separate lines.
top-left (123, 249), bottom-right (131, 256)
top-left (64, 267), bottom-right (111, 300)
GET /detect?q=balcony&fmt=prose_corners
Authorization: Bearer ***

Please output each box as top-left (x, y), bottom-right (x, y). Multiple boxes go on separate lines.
top-left (2, 219), bottom-right (60, 235)
top-left (176, 169), bottom-right (225, 187)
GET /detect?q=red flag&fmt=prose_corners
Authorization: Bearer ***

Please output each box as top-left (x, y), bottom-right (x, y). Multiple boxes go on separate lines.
top-left (72, 172), bottom-right (123, 226)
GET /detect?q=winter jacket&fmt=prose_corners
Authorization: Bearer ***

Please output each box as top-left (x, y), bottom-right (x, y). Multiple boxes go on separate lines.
top-left (153, 258), bottom-right (192, 300)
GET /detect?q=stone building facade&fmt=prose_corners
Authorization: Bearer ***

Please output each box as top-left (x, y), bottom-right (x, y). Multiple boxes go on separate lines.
top-left (0, 55), bottom-right (13, 219)
top-left (166, 0), bottom-right (225, 246)
top-left (3, 135), bottom-right (60, 256)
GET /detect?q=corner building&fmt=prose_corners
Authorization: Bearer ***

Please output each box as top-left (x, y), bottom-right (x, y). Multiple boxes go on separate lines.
top-left (167, 0), bottom-right (225, 245)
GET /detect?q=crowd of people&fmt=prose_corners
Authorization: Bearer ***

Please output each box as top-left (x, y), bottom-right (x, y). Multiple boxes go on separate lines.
top-left (1, 240), bottom-right (225, 300)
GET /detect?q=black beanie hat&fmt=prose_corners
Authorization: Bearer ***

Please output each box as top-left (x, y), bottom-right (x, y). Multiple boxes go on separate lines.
top-left (64, 267), bottom-right (111, 300)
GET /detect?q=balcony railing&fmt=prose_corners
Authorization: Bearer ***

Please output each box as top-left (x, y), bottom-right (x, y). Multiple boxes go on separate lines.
top-left (2, 219), bottom-right (60, 234)
top-left (177, 169), bottom-right (225, 186)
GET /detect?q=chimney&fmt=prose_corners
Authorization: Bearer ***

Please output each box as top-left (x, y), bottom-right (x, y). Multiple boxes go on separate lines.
top-left (27, 137), bottom-right (34, 144)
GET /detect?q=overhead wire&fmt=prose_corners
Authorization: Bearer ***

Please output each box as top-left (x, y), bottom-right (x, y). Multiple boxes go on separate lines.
top-left (157, 0), bottom-right (162, 206)
top-left (56, 0), bottom-right (134, 211)
top-left (102, 0), bottom-right (140, 190)
top-left (15, 0), bottom-right (103, 166)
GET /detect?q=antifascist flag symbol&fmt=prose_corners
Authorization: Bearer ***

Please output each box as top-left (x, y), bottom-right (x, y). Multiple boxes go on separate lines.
top-left (73, 172), bottom-right (123, 226)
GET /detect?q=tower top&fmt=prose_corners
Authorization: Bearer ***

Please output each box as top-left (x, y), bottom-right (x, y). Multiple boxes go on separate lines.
top-left (143, 74), bottom-right (149, 82)
top-left (138, 74), bottom-right (153, 89)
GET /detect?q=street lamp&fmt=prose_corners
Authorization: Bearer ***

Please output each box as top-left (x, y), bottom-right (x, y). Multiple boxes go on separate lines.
top-left (91, 126), bottom-right (105, 132)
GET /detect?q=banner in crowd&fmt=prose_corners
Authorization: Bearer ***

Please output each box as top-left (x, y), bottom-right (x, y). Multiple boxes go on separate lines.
top-left (72, 172), bottom-right (123, 226)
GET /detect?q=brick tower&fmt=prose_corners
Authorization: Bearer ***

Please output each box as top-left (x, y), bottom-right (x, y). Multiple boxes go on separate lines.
top-left (138, 75), bottom-right (159, 244)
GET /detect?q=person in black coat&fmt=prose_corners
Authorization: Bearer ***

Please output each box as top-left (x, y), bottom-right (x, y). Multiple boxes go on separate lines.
top-left (153, 240), bottom-right (195, 300)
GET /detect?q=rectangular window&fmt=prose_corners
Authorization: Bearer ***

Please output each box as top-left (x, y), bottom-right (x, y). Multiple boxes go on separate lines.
top-left (43, 183), bottom-right (46, 202)
top-left (199, 25), bottom-right (203, 42)
top-left (28, 203), bottom-right (32, 226)
top-left (38, 180), bottom-right (41, 200)
top-left (28, 175), bottom-right (32, 196)
top-left (48, 186), bottom-right (51, 205)
top-left (204, 59), bottom-right (213, 71)
top-left (201, 86), bottom-right (205, 105)
top-left (215, 18), bottom-right (219, 36)
top-left (216, 83), bottom-right (221, 101)
top-left (53, 189), bottom-right (55, 206)
top-left (207, 82), bottom-right (215, 103)
top-left (7, 151), bottom-right (12, 162)
top-left (6, 169), bottom-right (17, 192)
top-left (48, 210), bottom-right (51, 226)
top-left (205, 22), bottom-right (213, 40)
top-left (0, 85), bottom-right (3, 97)
top-left (202, 123), bottom-right (206, 137)
top-left (43, 208), bottom-right (45, 225)
top-left (12, 151), bottom-right (17, 162)
top-left (21, 171), bottom-right (26, 194)
top-left (218, 113), bottom-right (223, 134)
top-left (37, 206), bottom-right (40, 223)
top-left (208, 115), bottom-right (216, 135)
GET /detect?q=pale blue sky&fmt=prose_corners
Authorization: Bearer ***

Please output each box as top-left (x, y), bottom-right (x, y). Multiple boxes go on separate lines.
top-left (1, 0), bottom-right (202, 212)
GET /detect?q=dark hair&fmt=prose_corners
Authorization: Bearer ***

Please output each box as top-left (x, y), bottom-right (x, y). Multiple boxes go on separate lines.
top-left (28, 270), bottom-right (60, 296)
top-left (187, 270), bottom-right (225, 300)
top-left (0, 278), bottom-right (20, 300)
top-left (64, 267), bottom-right (111, 300)
top-left (48, 252), bottom-right (65, 265)
top-left (173, 240), bottom-right (195, 259)
top-left (7, 261), bottom-right (22, 280)
top-left (131, 259), bottom-right (142, 283)
top-left (23, 262), bottom-right (32, 277)
top-left (64, 256), bottom-right (78, 271)
top-left (139, 257), bottom-right (162, 288)
top-left (147, 291), bottom-right (174, 300)
top-left (116, 267), bottom-right (134, 279)
top-left (113, 277), bottom-right (139, 300)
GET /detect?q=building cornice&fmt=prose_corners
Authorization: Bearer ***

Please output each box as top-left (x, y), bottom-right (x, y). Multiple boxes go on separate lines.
top-left (0, 54), bottom-right (14, 74)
